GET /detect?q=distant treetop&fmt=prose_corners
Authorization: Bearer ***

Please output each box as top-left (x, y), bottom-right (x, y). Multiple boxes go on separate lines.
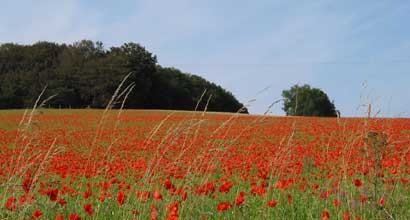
top-left (282, 84), bottom-right (337, 117)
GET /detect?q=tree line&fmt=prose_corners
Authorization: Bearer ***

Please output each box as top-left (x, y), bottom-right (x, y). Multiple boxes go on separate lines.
top-left (0, 40), bottom-right (247, 113)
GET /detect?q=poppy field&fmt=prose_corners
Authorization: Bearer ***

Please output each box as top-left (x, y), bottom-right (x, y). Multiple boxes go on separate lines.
top-left (1, 109), bottom-right (410, 219)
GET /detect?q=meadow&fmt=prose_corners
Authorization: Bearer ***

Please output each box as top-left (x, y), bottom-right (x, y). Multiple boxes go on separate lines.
top-left (1, 109), bottom-right (410, 219)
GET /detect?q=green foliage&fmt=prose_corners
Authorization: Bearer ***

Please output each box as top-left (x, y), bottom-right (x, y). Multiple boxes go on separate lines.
top-left (151, 67), bottom-right (246, 113)
top-left (282, 84), bottom-right (337, 117)
top-left (0, 40), bottom-right (246, 113)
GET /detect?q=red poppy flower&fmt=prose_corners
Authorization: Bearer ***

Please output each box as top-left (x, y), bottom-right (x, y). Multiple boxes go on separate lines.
top-left (58, 198), bottom-right (67, 206)
top-left (378, 198), bottom-right (385, 206)
top-left (164, 179), bottom-right (175, 190)
top-left (22, 178), bottom-right (33, 193)
top-left (250, 183), bottom-right (266, 196)
top-left (354, 179), bottom-right (362, 187)
top-left (268, 200), bottom-right (278, 207)
top-left (151, 205), bottom-right (158, 220)
top-left (5, 197), bottom-right (17, 211)
top-left (99, 192), bottom-right (106, 202)
top-left (235, 196), bottom-right (245, 206)
top-left (117, 191), bottom-right (126, 206)
top-left (46, 189), bottom-right (58, 201)
top-left (153, 191), bottom-right (162, 201)
top-left (69, 213), bottom-right (81, 220)
top-left (333, 199), bottom-right (341, 207)
top-left (343, 212), bottom-right (350, 219)
top-left (219, 181), bottom-right (233, 193)
top-left (217, 202), bottom-right (232, 212)
top-left (287, 195), bottom-right (293, 204)
top-left (180, 191), bottom-right (188, 201)
top-left (55, 214), bottom-right (64, 220)
top-left (167, 201), bottom-right (179, 220)
top-left (151, 210), bottom-right (157, 220)
top-left (235, 192), bottom-right (246, 206)
top-left (32, 210), bottom-right (42, 219)
top-left (84, 203), bottom-right (93, 215)
top-left (83, 191), bottom-right (92, 199)
top-left (322, 211), bottom-right (330, 220)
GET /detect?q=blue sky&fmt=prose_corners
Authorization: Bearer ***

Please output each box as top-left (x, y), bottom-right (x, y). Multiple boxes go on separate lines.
top-left (1, 0), bottom-right (410, 116)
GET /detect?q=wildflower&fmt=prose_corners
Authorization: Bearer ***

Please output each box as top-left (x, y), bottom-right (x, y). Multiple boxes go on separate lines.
top-left (250, 183), bottom-right (266, 196)
top-left (32, 210), bottom-right (42, 219)
top-left (235, 196), bottom-right (245, 206)
top-left (354, 179), bottom-right (362, 187)
top-left (268, 200), bottom-right (278, 207)
top-left (117, 191), bottom-right (126, 206)
top-left (99, 192), bottom-right (106, 202)
top-left (151, 205), bottom-right (157, 220)
top-left (68, 213), bottom-right (81, 220)
top-left (153, 191), bottom-right (162, 201)
top-left (83, 191), bottom-right (92, 199)
top-left (31, 210), bottom-right (43, 219)
top-left (217, 202), bottom-right (232, 212)
top-left (180, 190), bottom-right (188, 201)
top-left (5, 197), bottom-right (17, 211)
top-left (164, 179), bottom-right (175, 191)
top-left (235, 192), bottom-right (246, 206)
top-left (84, 203), bottom-right (93, 215)
top-left (333, 199), bottom-right (341, 207)
top-left (287, 195), bottom-right (293, 204)
top-left (102, 181), bottom-right (112, 190)
top-left (58, 198), bottom-right (67, 206)
top-left (55, 214), bottom-right (64, 220)
top-left (22, 178), bottom-right (33, 193)
top-left (46, 189), bottom-right (58, 201)
top-left (343, 212), bottom-right (350, 219)
top-left (167, 201), bottom-right (179, 220)
top-left (322, 211), bottom-right (330, 220)
top-left (378, 198), bottom-right (385, 206)
top-left (219, 181), bottom-right (233, 193)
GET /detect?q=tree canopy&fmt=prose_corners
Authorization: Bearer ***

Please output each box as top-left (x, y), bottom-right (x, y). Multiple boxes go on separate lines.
top-left (282, 84), bottom-right (337, 117)
top-left (0, 40), bottom-right (247, 113)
